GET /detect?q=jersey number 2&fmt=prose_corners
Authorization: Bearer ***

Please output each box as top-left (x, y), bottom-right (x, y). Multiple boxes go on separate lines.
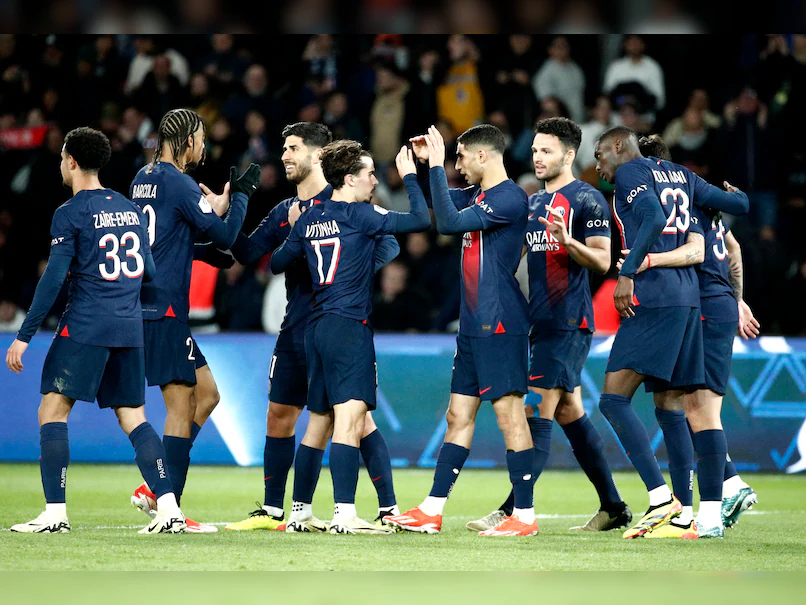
top-left (311, 237), bottom-right (341, 285)
top-left (98, 231), bottom-right (144, 280)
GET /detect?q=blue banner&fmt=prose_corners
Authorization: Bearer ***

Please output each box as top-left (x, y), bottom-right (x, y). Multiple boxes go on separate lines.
top-left (2, 333), bottom-right (805, 473)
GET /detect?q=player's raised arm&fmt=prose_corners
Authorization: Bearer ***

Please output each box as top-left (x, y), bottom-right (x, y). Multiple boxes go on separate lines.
top-left (692, 174), bottom-right (750, 216)
top-left (353, 146), bottom-right (431, 235)
top-left (410, 133), bottom-right (475, 211)
top-left (197, 164), bottom-right (260, 250)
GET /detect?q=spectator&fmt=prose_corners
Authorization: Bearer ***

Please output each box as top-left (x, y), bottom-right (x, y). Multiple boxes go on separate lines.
top-left (124, 35), bottom-right (189, 96)
top-left (437, 34), bottom-right (484, 134)
top-left (533, 35), bottom-right (586, 123)
top-left (221, 63), bottom-right (284, 138)
top-left (214, 262), bottom-right (267, 331)
top-left (132, 53), bottom-right (187, 126)
top-left (0, 298), bottom-right (25, 332)
top-left (302, 34), bottom-right (339, 100)
top-left (494, 35), bottom-right (540, 135)
top-left (370, 63), bottom-right (410, 168)
top-left (371, 261), bottom-right (431, 332)
top-left (577, 94), bottom-right (615, 176)
top-left (662, 88), bottom-right (721, 148)
top-left (403, 48), bottom-right (441, 137)
top-left (603, 35), bottom-right (665, 124)
top-left (667, 108), bottom-right (716, 177)
top-left (322, 90), bottom-right (364, 142)
top-left (715, 87), bottom-right (778, 233)
top-left (195, 34), bottom-right (248, 85)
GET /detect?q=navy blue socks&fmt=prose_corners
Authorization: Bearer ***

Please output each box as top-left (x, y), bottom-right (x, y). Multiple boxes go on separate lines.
top-left (599, 394), bottom-right (666, 491)
top-left (162, 435), bottom-right (192, 504)
top-left (40, 422), bottom-right (69, 503)
top-left (562, 414), bottom-right (624, 511)
top-left (360, 429), bottom-right (396, 508)
top-left (428, 443), bottom-right (469, 498)
top-left (655, 408), bottom-right (694, 509)
top-left (264, 435), bottom-right (295, 509)
top-left (129, 422), bottom-right (174, 499)
top-left (292, 444), bottom-right (324, 504)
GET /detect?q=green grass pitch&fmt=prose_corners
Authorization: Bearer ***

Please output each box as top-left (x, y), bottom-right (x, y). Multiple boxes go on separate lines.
top-left (1, 463), bottom-right (805, 571)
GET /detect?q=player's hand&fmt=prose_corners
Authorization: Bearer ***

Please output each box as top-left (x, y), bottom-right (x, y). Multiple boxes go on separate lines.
top-left (230, 163), bottom-right (261, 200)
top-left (424, 125), bottom-right (446, 169)
top-left (737, 299), bottom-right (761, 340)
top-left (613, 275), bottom-right (636, 318)
top-left (616, 248), bottom-right (649, 274)
top-left (288, 201), bottom-right (306, 228)
top-left (408, 135), bottom-right (430, 163)
top-left (6, 339), bottom-right (28, 374)
top-left (199, 181), bottom-right (231, 217)
top-left (723, 181), bottom-right (739, 193)
top-left (395, 145), bottom-right (417, 178)
top-left (538, 205), bottom-right (570, 245)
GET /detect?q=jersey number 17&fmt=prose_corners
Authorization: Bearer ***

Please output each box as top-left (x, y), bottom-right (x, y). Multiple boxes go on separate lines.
top-left (311, 237), bottom-right (341, 285)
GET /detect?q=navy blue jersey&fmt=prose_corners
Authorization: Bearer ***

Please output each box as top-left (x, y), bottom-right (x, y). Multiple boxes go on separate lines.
top-left (527, 181), bottom-right (611, 331)
top-left (692, 205), bottom-right (738, 322)
top-left (613, 157), bottom-right (705, 308)
top-left (242, 187), bottom-right (331, 344)
top-left (130, 163), bottom-right (220, 322)
top-left (452, 180), bottom-right (529, 337)
top-left (277, 200), bottom-right (412, 324)
top-left (49, 189), bottom-right (151, 347)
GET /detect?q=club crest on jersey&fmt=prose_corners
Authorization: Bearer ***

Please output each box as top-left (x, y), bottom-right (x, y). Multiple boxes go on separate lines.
top-left (198, 195), bottom-right (213, 214)
top-left (626, 184), bottom-right (648, 204)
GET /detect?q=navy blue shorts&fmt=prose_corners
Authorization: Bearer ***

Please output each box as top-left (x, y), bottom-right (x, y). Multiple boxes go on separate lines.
top-left (305, 315), bottom-right (377, 414)
top-left (143, 317), bottom-right (207, 387)
top-left (701, 318), bottom-right (737, 396)
top-left (269, 335), bottom-right (308, 407)
top-left (451, 333), bottom-right (528, 401)
top-left (41, 335), bottom-right (145, 408)
top-left (528, 328), bottom-right (592, 392)
top-left (607, 305), bottom-right (704, 392)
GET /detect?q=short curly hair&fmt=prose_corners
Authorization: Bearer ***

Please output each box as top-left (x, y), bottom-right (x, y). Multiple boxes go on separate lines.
top-left (320, 140), bottom-right (371, 190)
top-left (63, 127), bottom-right (111, 172)
top-left (534, 117), bottom-right (582, 153)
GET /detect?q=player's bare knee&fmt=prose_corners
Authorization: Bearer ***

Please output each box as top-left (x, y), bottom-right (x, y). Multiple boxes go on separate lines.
top-left (446, 405), bottom-right (474, 432)
top-left (266, 402), bottom-right (300, 438)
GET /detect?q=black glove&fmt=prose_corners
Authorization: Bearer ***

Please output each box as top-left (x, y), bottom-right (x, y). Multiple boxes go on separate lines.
top-left (229, 163), bottom-right (261, 200)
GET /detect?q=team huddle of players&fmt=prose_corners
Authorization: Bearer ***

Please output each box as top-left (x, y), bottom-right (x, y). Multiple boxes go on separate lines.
top-left (6, 107), bottom-right (759, 539)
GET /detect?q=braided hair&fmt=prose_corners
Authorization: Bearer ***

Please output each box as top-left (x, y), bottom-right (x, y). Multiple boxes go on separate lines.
top-left (149, 108), bottom-right (206, 173)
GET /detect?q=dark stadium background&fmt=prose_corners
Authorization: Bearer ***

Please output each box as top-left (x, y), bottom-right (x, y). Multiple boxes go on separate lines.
top-left (1, 34), bottom-right (805, 336)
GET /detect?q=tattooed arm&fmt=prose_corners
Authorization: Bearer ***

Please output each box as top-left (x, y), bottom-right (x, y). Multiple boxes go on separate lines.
top-left (726, 231), bottom-right (760, 339)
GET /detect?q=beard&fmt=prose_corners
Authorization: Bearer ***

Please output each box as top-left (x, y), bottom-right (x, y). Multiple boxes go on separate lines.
top-left (286, 158), bottom-right (312, 184)
top-left (539, 162), bottom-right (564, 183)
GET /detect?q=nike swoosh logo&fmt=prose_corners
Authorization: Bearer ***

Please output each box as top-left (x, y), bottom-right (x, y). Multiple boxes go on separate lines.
top-left (280, 221), bottom-right (289, 227)
top-left (529, 375), bottom-right (544, 380)
top-left (371, 475), bottom-right (382, 482)
top-left (479, 387), bottom-right (492, 395)
top-left (528, 213), bottom-right (535, 219)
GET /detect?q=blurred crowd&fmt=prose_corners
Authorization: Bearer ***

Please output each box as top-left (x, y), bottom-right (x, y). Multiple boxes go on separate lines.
top-left (1, 34), bottom-right (806, 336)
